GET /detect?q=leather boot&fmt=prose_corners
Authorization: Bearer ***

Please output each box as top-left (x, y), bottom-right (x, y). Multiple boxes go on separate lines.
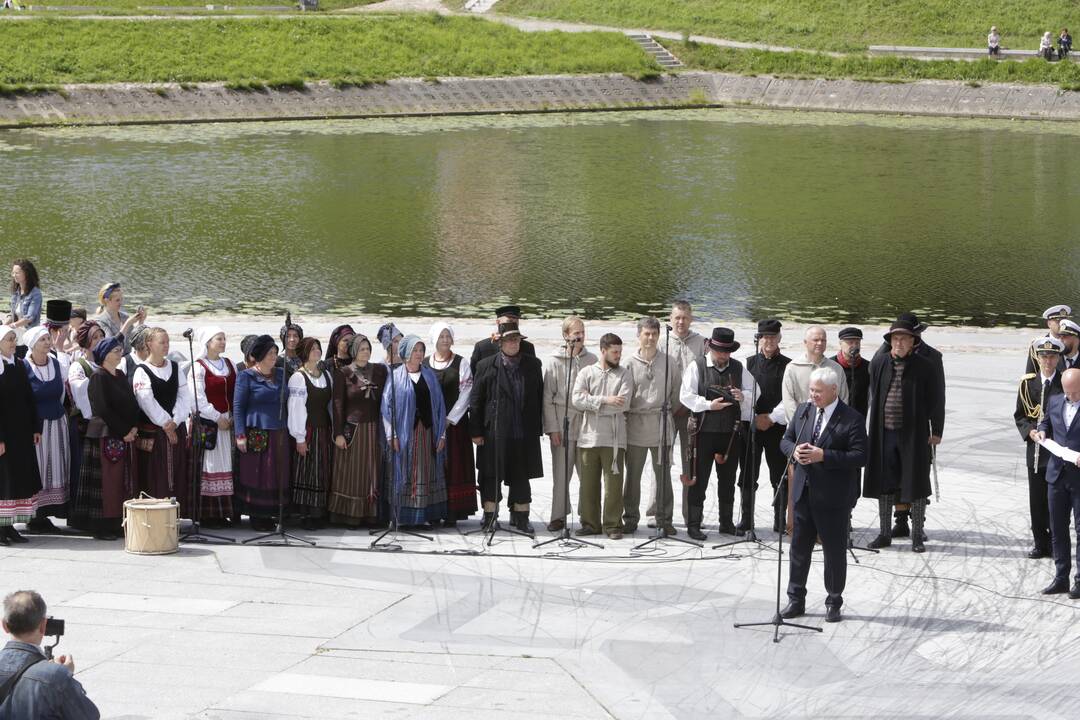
top-left (687, 506), bottom-right (707, 541)
top-left (735, 484), bottom-right (754, 536)
top-left (772, 502), bottom-right (784, 533)
top-left (481, 511), bottom-right (496, 531)
top-left (511, 511), bottom-right (535, 536)
top-left (892, 510), bottom-right (911, 538)
top-left (718, 503), bottom-right (737, 535)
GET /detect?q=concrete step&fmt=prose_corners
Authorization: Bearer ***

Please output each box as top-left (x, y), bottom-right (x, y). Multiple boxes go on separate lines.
top-left (627, 33), bottom-right (684, 68)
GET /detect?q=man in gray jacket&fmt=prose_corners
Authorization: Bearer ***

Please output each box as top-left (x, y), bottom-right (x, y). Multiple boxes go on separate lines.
top-left (624, 317), bottom-right (681, 536)
top-left (573, 333), bottom-right (634, 540)
top-left (542, 316), bottom-right (597, 532)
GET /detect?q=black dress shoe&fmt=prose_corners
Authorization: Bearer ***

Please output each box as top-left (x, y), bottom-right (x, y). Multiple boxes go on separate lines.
top-left (825, 606), bottom-right (842, 623)
top-left (27, 517), bottom-right (59, 534)
top-left (4, 527), bottom-right (28, 544)
top-left (779, 601), bottom-right (805, 619)
top-left (1027, 546), bottom-right (1052, 559)
top-left (687, 525), bottom-right (707, 541)
top-left (1070, 583), bottom-right (1080, 600)
top-left (867, 534), bottom-right (892, 549)
top-left (912, 537), bottom-right (926, 553)
top-left (0, 532), bottom-right (9, 547)
top-left (1042, 579), bottom-right (1069, 595)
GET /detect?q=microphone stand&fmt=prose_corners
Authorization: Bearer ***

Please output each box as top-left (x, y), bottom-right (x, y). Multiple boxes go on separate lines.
top-left (244, 312), bottom-right (315, 547)
top-left (634, 325), bottom-right (699, 551)
top-left (536, 339), bottom-right (603, 550)
top-left (843, 355), bottom-right (878, 563)
top-left (715, 336), bottom-right (773, 554)
top-left (465, 346), bottom-right (532, 547)
top-left (179, 330), bottom-right (234, 545)
top-left (372, 354), bottom-right (434, 550)
top-left (733, 404), bottom-right (822, 643)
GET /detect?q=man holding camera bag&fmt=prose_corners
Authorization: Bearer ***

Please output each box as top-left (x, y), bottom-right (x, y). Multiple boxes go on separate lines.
top-left (0, 590), bottom-right (98, 719)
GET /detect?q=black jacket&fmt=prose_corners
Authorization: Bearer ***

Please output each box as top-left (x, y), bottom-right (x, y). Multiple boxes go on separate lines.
top-left (781, 399), bottom-right (867, 510)
top-left (470, 337), bottom-right (536, 374)
top-left (469, 352), bottom-right (545, 480)
top-left (1016, 371), bottom-right (1063, 470)
top-left (834, 354), bottom-right (870, 418)
top-left (746, 352), bottom-right (790, 416)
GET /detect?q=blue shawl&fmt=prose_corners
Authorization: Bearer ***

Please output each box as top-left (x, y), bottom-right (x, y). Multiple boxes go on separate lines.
top-left (381, 363), bottom-right (447, 499)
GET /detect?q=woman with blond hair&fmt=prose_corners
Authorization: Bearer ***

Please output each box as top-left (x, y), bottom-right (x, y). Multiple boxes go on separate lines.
top-left (91, 282), bottom-right (146, 353)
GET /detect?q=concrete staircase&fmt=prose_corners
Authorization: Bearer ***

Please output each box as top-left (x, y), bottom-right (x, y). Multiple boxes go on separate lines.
top-left (464, 0), bottom-right (500, 12)
top-left (627, 33), bottom-right (683, 68)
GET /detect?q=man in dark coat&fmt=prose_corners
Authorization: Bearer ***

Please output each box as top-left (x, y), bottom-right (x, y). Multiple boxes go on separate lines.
top-left (872, 312), bottom-right (945, 540)
top-left (864, 316), bottom-right (944, 552)
top-left (835, 327), bottom-right (869, 418)
top-left (779, 366), bottom-right (867, 623)
top-left (1015, 336), bottom-right (1064, 560)
top-left (469, 305), bottom-right (536, 373)
top-left (470, 322), bottom-right (544, 535)
top-left (1035, 367), bottom-right (1080, 598)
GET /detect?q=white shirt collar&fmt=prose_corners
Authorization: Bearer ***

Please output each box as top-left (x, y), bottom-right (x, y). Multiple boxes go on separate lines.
top-left (1041, 371), bottom-right (1057, 384)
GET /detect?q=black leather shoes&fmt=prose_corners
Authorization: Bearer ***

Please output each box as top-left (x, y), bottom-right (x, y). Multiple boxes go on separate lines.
top-left (912, 537), bottom-right (926, 553)
top-left (4, 527), bottom-right (28, 544)
top-left (1042, 579), bottom-right (1069, 595)
top-left (1070, 583), bottom-right (1080, 600)
top-left (867, 534), bottom-right (891, 549)
top-left (779, 601), bottom-right (805, 619)
top-left (1027, 546), bottom-right (1052, 559)
top-left (825, 606), bottom-right (842, 623)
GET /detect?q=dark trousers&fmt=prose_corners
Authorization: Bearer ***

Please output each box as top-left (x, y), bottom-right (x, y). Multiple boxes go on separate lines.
top-left (1048, 473), bottom-right (1080, 583)
top-left (688, 430), bottom-right (742, 507)
top-left (1026, 444), bottom-right (1052, 551)
top-left (738, 424), bottom-right (788, 509)
top-left (787, 484), bottom-right (849, 608)
top-left (478, 440), bottom-right (532, 507)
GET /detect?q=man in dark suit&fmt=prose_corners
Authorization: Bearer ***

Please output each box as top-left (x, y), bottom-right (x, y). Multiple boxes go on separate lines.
top-left (779, 367), bottom-right (868, 623)
top-left (1035, 367), bottom-right (1080, 598)
top-left (1014, 336), bottom-right (1064, 559)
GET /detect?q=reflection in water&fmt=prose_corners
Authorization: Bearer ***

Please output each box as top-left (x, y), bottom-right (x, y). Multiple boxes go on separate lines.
top-left (1, 109), bottom-right (1079, 327)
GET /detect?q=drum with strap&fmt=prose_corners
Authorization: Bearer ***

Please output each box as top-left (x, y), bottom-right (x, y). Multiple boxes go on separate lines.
top-left (122, 493), bottom-right (179, 555)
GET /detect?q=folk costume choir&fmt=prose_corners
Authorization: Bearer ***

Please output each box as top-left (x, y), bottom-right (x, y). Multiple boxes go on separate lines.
top-left (5, 258), bottom-right (1080, 617)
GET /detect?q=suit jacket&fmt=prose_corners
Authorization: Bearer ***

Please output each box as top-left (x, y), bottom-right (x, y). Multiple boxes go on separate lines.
top-left (781, 399), bottom-right (867, 510)
top-left (1038, 394), bottom-right (1080, 485)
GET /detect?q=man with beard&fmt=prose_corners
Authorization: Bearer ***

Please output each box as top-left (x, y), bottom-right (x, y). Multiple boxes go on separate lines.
top-left (737, 319), bottom-right (791, 535)
top-left (470, 322), bottom-right (544, 535)
top-left (864, 316), bottom-right (944, 553)
top-left (1056, 319), bottom-right (1080, 372)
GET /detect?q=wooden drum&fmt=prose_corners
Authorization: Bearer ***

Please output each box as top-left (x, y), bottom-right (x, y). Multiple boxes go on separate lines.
top-left (123, 497), bottom-right (179, 555)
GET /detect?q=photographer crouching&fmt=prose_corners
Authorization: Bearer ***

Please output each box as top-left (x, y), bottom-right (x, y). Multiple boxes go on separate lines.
top-left (0, 590), bottom-right (99, 719)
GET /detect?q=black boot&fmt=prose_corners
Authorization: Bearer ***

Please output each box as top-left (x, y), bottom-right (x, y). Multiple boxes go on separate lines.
top-left (481, 511), bottom-right (496, 531)
top-left (735, 484), bottom-right (754, 536)
top-left (892, 510), bottom-right (911, 538)
top-left (687, 506), bottom-right (707, 541)
top-left (4, 526), bottom-right (29, 544)
top-left (718, 503), bottom-right (736, 535)
top-left (511, 510), bottom-right (534, 536)
top-left (772, 502), bottom-right (784, 534)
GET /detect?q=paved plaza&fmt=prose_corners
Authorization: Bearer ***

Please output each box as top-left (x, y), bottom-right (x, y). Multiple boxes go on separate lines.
top-left (2, 318), bottom-right (1076, 719)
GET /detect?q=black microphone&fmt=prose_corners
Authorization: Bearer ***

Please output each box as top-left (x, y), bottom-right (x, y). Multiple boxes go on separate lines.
top-left (182, 328), bottom-right (194, 340)
top-left (665, 324), bottom-right (673, 332)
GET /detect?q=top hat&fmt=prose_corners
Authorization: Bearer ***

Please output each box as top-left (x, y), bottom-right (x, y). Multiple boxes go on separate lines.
top-left (706, 327), bottom-right (740, 353)
top-left (45, 299), bottom-right (72, 327)
top-left (494, 305), bottom-right (522, 320)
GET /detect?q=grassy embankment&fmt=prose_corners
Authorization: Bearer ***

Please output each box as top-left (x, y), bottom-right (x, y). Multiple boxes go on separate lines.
top-left (7, 0), bottom-right (373, 12)
top-left (498, 0), bottom-right (1080, 53)
top-left (0, 15), bottom-right (660, 93)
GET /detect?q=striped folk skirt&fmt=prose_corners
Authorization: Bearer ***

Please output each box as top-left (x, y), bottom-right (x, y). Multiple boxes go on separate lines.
top-left (395, 422), bottom-right (447, 526)
top-left (235, 429), bottom-right (290, 519)
top-left (68, 436), bottom-right (134, 533)
top-left (445, 420), bottom-right (477, 520)
top-left (292, 426), bottom-right (331, 518)
top-left (136, 425), bottom-right (191, 518)
top-left (191, 424), bottom-right (235, 521)
top-left (34, 416), bottom-right (71, 512)
top-left (328, 421), bottom-right (380, 524)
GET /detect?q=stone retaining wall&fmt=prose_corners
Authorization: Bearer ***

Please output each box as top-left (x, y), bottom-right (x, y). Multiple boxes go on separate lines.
top-left (3, 71), bottom-right (1080, 128)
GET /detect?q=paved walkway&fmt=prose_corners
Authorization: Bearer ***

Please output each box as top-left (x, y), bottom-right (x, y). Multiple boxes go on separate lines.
top-left (1, 316), bottom-right (1077, 718)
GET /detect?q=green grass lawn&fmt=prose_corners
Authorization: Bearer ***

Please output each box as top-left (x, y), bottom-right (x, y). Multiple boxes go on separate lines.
top-left (12, 0), bottom-right (375, 10)
top-left (670, 40), bottom-right (1080, 90)
top-left (498, 0), bottom-right (1080, 52)
top-left (0, 15), bottom-right (659, 85)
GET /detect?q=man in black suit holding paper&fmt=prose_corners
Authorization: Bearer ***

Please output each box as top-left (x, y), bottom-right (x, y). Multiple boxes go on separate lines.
top-left (779, 367), bottom-right (867, 623)
top-left (1034, 367), bottom-right (1080, 598)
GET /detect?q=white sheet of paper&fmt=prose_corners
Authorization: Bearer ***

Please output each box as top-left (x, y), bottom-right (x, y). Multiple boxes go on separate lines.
top-left (1039, 438), bottom-right (1080, 464)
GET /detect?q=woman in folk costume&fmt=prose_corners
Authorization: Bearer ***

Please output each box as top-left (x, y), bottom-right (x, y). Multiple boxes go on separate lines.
top-left (423, 322), bottom-right (476, 527)
top-left (234, 335), bottom-right (290, 531)
top-left (329, 334), bottom-right (387, 527)
top-left (324, 324), bottom-right (356, 374)
top-left (381, 335), bottom-right (448, 528)
top-left (131, 328), bottom-right (192, 512)
top-left (0, 325), bottom-right (42, 544)
top-left (22, 326), bottom-right (70, 533)
top-left (77, 337), bottom-right (140, 541)
top-left (190, 325), bottom-right (237, 527)
top-left (287, 337), bottom-right (333, 530)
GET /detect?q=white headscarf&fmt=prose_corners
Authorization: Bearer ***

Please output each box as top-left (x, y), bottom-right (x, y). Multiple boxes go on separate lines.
top-left (0, 325), bottom-right (18, 364)
top-left (196, 326), bottom-right (226, 359)
top-left (22, 326), bottom-right (50, 354)
top-left (429, 322), bottom-right (454, 354)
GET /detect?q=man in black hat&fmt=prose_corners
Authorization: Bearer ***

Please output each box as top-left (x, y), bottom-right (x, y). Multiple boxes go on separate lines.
top-left (737, 319), bottom-right (791, 535)
top-left (679, 328), bottom-right (757, 540)
top-left (1015, 336), bottom-right (1064, 560)
top-left (469, 305), bottom-right (536, 373)
top-left (864, 316), bottom-right (943, 552)
top-left (43, 300), bottom-right (73, 378)
top-left (470, 321), bottom-right (545, 534)
top-left (872, 312), bottom-right (945, 540)
top-left (835, 327), bottom-right (869, 418)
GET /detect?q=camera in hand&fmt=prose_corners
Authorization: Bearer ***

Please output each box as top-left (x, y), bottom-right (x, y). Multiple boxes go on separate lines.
top-left (45, 618), bottom-right (65, 637)
top-left (705, 383), bottom-right (735, 404)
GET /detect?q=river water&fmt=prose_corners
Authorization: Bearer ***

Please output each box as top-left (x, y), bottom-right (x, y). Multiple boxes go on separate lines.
top-left (2, 109), bottom-right (1078, 327)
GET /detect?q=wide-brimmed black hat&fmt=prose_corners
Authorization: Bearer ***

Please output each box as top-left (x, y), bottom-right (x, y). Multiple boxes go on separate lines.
top-left (497, 321), bottom-right (527, 341)
top-left (494, 305), bottom-right (522, 319)
top-left (706, 327), bottom-right (740, 352)
top-left (757, 319), bottom-right (782, 336)
top-left (838, 327), bottom-right (863, 341)
top-left (896, 312), bottom-right (927, 335)
top-left (45, 299), bottom-right (72, 327)
top-left (883, 317), bottom-right (920, 342)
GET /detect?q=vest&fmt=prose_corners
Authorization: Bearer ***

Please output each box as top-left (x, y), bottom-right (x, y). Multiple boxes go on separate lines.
top-left (137, 360), bottom-right (179, 425)
top-left (303, 371), bottom-right (332, 429)
top-left (24, 357), bottom-right (65, 422)
top-left (198, 358), bottom-right (236, 414)
top-left (695, 356), bottom-right (743, 434)
top-left (424, 354), bottom-right (461, 410)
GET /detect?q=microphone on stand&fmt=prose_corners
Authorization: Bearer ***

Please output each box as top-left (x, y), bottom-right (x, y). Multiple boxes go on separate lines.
top-left (181, 328), bottom-right (194, 340)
